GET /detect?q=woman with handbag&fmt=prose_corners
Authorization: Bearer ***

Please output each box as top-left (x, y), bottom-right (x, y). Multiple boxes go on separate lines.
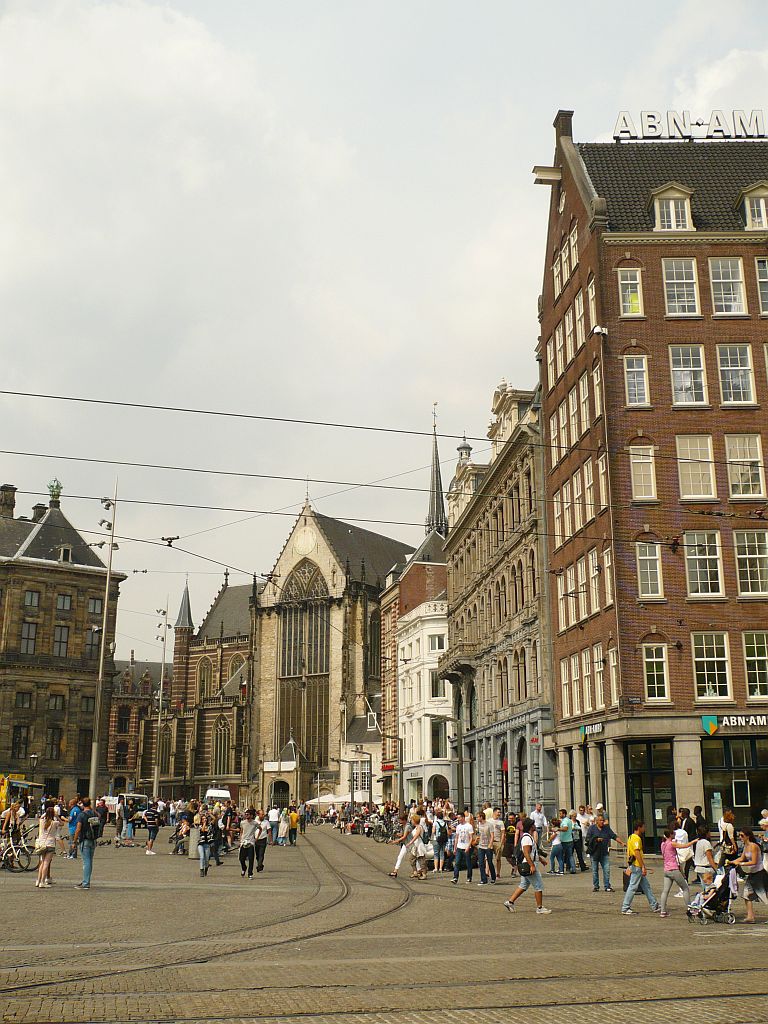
top-left (35, 804), bottom-right (59, 888)
top-left (238, 808), bottom-right (258, 879)
top-left (406, 814), bottom-right (427, 880)
top-left (503, 817), bottom-right (551, 914)
top-left (732, 829), bottom-right (768, 924)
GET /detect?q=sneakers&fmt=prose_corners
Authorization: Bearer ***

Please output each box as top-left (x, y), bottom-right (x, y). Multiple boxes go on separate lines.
top-left (674, 891), bottom-right (684, 898)
top-left (145, 849), bottom-right (156, 856)
top-left (241, 870), bottom-right (246, 877)
top-left (503, 899), bottom-right (516, 912)
top-left (652, 906), bottom-right (662, 913)
top-left (477, 881), bottom-right (488, 886)
top-left (621, 909), bottom-right (636, 915)
top-left (490, 879), bottom-right (497, 884)
top-left (592, 887), bottom-right (599, 892)
top-left (536, 907), bottom-right (552, 914)
top-left (73, 883), bottom-right (89, 890)
top-left (605, 887), bottom-right (614, 893)
top-left (450, 878), bottom-right (458, 885)
top-left (659, 911), bottom-right (670, 918)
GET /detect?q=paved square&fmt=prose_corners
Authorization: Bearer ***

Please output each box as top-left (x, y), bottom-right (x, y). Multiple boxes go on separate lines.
top-left (1, 826), bottom-right (767, 1024)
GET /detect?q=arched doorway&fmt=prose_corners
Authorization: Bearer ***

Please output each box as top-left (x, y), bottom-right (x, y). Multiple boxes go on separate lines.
top-left (498, 742), bottom-right (509, 810)
top-left (517, 737), bottom-right (528, 812)
top-left (270, 780), bottom-right (290, 807)
top-left (428, 774), bottom-right (449, 800)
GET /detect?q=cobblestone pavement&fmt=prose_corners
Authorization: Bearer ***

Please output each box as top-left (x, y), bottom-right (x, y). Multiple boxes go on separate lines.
top-left (2, 827), bottom-right (767, 1023)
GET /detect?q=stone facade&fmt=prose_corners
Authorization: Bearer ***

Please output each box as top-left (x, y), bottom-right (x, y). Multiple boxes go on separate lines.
top-left (441, 381), bottom-right (555, 813)
top-left (0, 483), bottom-right (122, 800)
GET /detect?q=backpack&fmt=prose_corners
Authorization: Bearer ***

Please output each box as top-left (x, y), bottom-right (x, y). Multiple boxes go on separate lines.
top-left (81, 814), bottom-right (100, 842)
top-left (435, 819), bottom-right (448, 845)
top-left (515, 836), bottom-right (535, 876)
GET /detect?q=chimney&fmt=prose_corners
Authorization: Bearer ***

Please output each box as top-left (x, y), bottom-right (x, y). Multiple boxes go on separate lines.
top-left (0, 484), bottom-right (16, 519)
top-left (553, 109), bottom-right (574, 142)
top-left (32, 503), bottom-right (47, 523)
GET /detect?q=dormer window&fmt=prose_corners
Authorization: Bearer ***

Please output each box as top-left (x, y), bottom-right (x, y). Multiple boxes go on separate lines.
top-left (746, 195), bottom-right (768, 229)
top-left (58, 545), bottom-right (72, 563)
top-left (651, 183), bottom-right (693, 232)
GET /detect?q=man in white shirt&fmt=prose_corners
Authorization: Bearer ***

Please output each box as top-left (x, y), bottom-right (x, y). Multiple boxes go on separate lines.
top-left (267, 805), bottom-right (280, 844)
top-left (531, 803), bottom-right (548, 838)
top-left (450, 812), bottom-right (475, 884)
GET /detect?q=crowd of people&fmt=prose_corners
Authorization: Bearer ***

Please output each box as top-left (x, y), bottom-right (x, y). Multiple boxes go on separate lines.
top-left (5, 788), bottom-right (767, 921)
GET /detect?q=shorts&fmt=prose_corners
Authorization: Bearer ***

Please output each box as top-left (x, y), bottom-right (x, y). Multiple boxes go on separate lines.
top-left (518, 867), bottom-right (544, 893)
top-left (147, 827), bottom-right (158, 842)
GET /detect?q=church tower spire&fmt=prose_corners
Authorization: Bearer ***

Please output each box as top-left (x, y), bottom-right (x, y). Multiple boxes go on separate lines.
top-left (425, 405), bottom-right (448, 537)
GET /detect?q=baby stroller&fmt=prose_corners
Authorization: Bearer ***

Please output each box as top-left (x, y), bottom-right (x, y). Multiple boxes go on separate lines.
top-left (686, 867), bottom-right (737, 925)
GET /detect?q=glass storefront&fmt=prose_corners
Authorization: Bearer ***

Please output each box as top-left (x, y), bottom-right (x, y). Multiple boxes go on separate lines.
top-left (701, 736), bottom-right (768, 828)
top-left (625, 740), bottom-right (675, 850)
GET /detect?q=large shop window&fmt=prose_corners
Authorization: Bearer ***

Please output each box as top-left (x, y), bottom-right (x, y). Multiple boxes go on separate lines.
top-left (701, 736), bottom-right (768, 827)
top-left (625, 740), bottom-right (675, 849)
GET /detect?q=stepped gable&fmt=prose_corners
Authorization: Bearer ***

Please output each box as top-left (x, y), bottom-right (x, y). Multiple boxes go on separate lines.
top-left (577, 140), bottom-right (768, 232)
top-left (313, 513), bottom-right (414, 585)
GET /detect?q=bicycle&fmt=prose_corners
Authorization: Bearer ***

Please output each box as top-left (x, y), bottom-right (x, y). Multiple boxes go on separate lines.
top-left (0, 833), bottom-right (33, 871)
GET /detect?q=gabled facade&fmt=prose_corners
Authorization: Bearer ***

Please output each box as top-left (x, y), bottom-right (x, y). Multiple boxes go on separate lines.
top-left (535, 110), bottom-right (768, 838)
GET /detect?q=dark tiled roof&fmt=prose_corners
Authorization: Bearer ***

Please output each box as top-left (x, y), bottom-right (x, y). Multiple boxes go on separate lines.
top-left (198, 584), bottom-right (252, 638)
top-left (314, 514), bottom-right (415, 586)
top-left (407, 529), bottom-right (447, 566)
top-left (0, 506), bottom-right (105, 568)
top-left (577, 141), bottom-right (768, 232)
top-left (175, 583), bottom-right (193, 629)
top-left (345, 694), bottom-right (382, 744)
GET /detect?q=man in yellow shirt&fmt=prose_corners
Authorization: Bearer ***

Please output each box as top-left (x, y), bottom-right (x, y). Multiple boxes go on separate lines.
top-left (288, 808), bottom-right (300, 846)
top-left (621, 820), bottom-right (660, 915)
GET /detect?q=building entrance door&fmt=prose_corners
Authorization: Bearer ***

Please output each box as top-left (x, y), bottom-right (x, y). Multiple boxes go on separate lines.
top-left (625, 740), bottom-right (675, 851)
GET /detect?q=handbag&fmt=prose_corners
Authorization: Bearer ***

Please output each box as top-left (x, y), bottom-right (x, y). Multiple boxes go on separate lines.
top-left (34, 840), bottom-right (48, 855)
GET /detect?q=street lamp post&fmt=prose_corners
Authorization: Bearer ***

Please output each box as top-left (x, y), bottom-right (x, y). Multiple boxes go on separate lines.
top-left (426, 713), bottom-right (464, 811)
top-left (89, 482), bottom-right (118, 805)
top-left (152, 599), bottom-right (171, 800)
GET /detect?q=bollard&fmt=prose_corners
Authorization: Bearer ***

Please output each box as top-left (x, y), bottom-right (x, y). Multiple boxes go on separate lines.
top-left (188, 825), bottom-right (200, 861)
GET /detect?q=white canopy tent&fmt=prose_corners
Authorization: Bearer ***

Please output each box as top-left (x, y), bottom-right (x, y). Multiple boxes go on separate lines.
top-left (306, 790), bottom-right (369, 806)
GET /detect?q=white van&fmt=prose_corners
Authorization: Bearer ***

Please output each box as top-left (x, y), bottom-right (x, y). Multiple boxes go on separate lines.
top-left (204, 788), bottom-right (231, 804)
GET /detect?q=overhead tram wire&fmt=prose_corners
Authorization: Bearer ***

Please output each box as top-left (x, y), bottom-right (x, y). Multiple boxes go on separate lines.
top-left (1, 388), bottom-right (764, 476)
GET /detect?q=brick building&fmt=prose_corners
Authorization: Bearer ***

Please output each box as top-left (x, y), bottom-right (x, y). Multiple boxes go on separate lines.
top-left (440, 380), bottom-right (554, 811)
top-left (108, 656), bottom-right (165, 793)
top-left (0, 481), bottom-right (122, 800)
top-left (535, 110), bottom-right (768, 839)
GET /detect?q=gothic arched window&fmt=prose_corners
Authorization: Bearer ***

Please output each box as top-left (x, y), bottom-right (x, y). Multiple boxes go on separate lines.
top-left (280, 560), bottom-right (329, 678)
top-left (212, 716), bottom-right (230, 777)
top-left (228, 654), bottom-right (245, 680)
top-left (159, 725), bottom-right (172, 775)
top-left (197, 657), bottom-right (213, 701)
top-left (367, 611), bottom-right (381, 678)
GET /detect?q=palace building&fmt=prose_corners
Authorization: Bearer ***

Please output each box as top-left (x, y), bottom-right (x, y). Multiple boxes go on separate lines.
top-left (535, 110), bottom-right (768, 839)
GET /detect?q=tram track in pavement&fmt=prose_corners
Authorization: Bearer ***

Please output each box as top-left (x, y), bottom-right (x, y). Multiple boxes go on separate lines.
top-left (0, 825), bottom-right (414, 997)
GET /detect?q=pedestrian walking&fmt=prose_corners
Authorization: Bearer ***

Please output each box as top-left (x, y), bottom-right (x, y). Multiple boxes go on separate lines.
top-left (405, 813), bottom-right (427, 879)
top-left (693, 824), bottom-right (718, 885)
top-left (432, 810), bottom-right (449, 873)
top-left (72, 798), bottom-right (100, 890)
top-left (387, 813), bottom-right (410, 878)
top-left (558, 809), bottom-right (577, 874)
top-left (503, 817), bottom-right (551, 914)
top-left (531, 802), bottom-right (548, 839)
top-left (621, 821), bottom-right (660, 915)
top-left (450, 811), bottom-right (474, 884)
top-left (143, 802), bottom-right (160, 855)
top-left (569, 810), bottom-right (588, 871)
top-left (288, 806), bottom-right (299, 846)
top-left (732, 828), bottom-right (768, 924)
top-left (658, 827), bottom-right (693, 917)
top-left (548, 817), bottom-right (564, 874)
top-left (35, 804), bottom-right (59, 889)
top-left (267, 805), bottom-right (280, 844)
top-left (239, 809), bottom-right (258, 878)
top-left (585, 811), bottom-right (623, 892)
top-left (490, 808), bottom-right (505, 878)
top-left (298, 801), bottom-right (307, 835)
top-left (254, 809), bottom-right (272, 872)
top-left (66, 799), bottom-right (79, 859)
top-left (277, 808), bottom-right (290, 846)
top-left (198, 811), bottom-right (214, 877)
top-left (476, 811), bottom-right (497, 885)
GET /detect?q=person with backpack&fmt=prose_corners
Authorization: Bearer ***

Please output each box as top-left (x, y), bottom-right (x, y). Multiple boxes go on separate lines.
top-left (432, 811), bottom-right (449, 873)
top-left (72, 798), bottom-right (100, 890)
top-left (503, 817), bottom-right (551, 914)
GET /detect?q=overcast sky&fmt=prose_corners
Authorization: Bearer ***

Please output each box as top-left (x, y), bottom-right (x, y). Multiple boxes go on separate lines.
top-left (1, 0), bottom-right (765, 661)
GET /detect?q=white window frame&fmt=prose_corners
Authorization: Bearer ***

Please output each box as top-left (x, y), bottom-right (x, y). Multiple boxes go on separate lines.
top-left (684, 530), bottom-right (724, 598)
top-left (587, 276), bottom-right (596, 330)
top-left (560, 658), bottom-right (570, 717)
top-left (553, 490), bottom-right (562, 548)
top-left (572, 468), bottom-right (583, 532)
top-left (592, 362), bottom-right (603, 418)
top-left (575, 290), bottom-right (585, 348)
top-left (629, 445), bottom-right (657, 501)
top-left (564, 306), bottom-right (575, 363)
top-left (557, 575), bottom-right (567, 633)
top-left (561, 239), bottom-right (570, 283)
top-left (709, 257), bottom-right (747, 315)
top-left (562, 480), bottom-right (572, 540)
top-left (662, 258), bottom-right (700, 316)
top-left (725, 434), bottom-right (766, 498)
top-left (568, 387), bottom-right (579, 446)
top-left (571, 653), bottom-right (581, 715)
top-left (546, 338), bottom-right (556, 390)
top-left (553, 258), bottom-right (561, 298)
top-left (669, 344), bottom-right (708, 406)
top-left (734, 530), bottom-right (768, 596)
top-left (555, 323), bottom-right (565, 377)
top-left (593, 643), bottom-right (605, 709)
top-left (569, 224), bottom-right (579, 270)
top-left (577, 557), bottom-right (587, 621)
top-left (603, 547), bottom-right (614, 606)
top-left (588, 548), bottom-right (600, 613)
top-left (597, 454), bottom-right (608, 510)
top-left (558, 401), bottom-right (569, 456)
top-left (636, 542), bottom-right (663, 598)
top-left (608, 646), bottom-right (619, 706)
top-left (655, 195), bottom-right (691, 231)
top-left (743, 631), bottom-right (768, 700)
top-left (643, 644), bottom-right (670, 702)
top-left (755, 257), bottom-right (768, 314)
top-left (718, 344), bottom-right (755, 404)
top-left (579, 373), bottom-right (589, 435)
top-left (618, 268), bottom-right (644, 317)
top-left (583, 459), bottom-right (595, 522)
top-left (676, 435), bottom-right (716, 499)
top-left (549, 413), bottom-right (559, 467)
top-left (692, 631), bottom-right (732, 701)
top-left (745, 195), bottom-right (768, 230)
top-left (624, 354), bottom-right (650, 406)
top-left (566, 564), bottom-right (576, 627)
top-left (582, 647), bottom-right (593, 712)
